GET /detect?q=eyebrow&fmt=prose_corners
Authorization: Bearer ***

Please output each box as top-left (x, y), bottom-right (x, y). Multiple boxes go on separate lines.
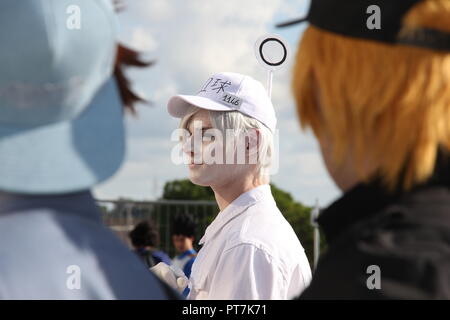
top-left (187, 125), bottom-right (213, 134)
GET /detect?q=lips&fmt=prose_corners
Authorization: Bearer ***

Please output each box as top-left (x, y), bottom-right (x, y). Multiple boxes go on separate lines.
top-left (189, 158), bottom-right (203, 168)
top-left (189, 158), bottom-right (203, 165)
top-left (189, 163), bottom-right (202, 169)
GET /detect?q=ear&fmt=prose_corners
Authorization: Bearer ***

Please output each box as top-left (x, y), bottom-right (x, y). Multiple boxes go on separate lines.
top-left (247, 128), bottom-right (260, 146)
top-left (246, 129), bottom-right (260, 158)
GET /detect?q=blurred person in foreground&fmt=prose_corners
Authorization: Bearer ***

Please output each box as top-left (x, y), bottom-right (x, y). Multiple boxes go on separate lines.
top-left (0, 0), bottom-right (177, 299)
top-left (283, 0), bottom-right (450, 299)
top-left (171, 213), bottom-right (198, 297)
top-left (165, 72), bottom-right (312, 299)
top-left (130, 220), bottom-right (172, 268)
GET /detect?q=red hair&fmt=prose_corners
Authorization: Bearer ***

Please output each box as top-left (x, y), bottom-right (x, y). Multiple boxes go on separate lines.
top-left (112, 0), bottom-right (154, 114)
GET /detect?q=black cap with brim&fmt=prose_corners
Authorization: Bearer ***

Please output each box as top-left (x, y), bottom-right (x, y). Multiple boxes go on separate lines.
top-left (276, 0), bottom-right (450, 52)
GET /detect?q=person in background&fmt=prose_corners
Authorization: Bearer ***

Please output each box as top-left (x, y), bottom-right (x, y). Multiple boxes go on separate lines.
top-left (171, 213), bottom-right (198, 297)
top-left (130, 220), bottom-right (172, 268)
top-left (0, 0), bottom-right (177, 299)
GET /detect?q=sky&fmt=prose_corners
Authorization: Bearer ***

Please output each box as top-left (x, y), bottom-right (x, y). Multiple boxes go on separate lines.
top-left (92, 0), bottom-right (341, 207)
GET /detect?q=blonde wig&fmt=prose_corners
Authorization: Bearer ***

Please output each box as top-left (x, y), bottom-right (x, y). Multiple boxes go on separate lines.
top-left (293, 0), bottom-right (450, 191)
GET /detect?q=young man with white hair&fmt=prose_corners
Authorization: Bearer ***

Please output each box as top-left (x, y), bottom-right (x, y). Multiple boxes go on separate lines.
top-left (166, 72), bottom-right (312, 299)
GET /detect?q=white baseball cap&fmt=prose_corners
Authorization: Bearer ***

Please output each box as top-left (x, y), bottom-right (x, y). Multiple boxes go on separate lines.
top-left (167, 72), bottom-right (277, 133)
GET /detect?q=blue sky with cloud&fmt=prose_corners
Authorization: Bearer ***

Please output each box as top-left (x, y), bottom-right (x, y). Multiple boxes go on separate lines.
top-left (93, 0), bottom-right (341, 207)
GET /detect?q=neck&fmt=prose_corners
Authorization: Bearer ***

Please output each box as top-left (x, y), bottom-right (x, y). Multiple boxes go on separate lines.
top-left (211, 175), bottom-right (266, 211)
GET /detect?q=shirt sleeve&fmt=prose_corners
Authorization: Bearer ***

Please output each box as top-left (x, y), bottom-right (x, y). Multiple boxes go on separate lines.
top-left (207, 243), bottom-right (286, 300)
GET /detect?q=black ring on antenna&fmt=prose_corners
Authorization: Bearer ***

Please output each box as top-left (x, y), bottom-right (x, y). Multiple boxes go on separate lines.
top-left (259, 38), bottom-right (287, 67)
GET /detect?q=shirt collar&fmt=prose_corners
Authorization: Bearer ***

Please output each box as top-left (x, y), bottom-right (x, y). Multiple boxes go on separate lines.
top-left (178, 249), bottom-right (196, 259)
top-left (319, 153), bottom-right (450, 243)
top-left (0, 190), bottom-right (101, 223)
top-left (199, 184), bottom-right (272, 245)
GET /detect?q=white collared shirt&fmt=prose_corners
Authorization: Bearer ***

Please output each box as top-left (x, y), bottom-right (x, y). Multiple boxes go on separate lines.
top-left (188, 185), bottom-right (312, 300)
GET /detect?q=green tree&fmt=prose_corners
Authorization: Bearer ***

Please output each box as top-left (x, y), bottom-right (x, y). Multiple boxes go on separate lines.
top-left (162, 179), bottom-right (215, 201)
top-left (270, 183), bottom-right (327, 265)
top-left (162, 179), bottom-right (326, 265)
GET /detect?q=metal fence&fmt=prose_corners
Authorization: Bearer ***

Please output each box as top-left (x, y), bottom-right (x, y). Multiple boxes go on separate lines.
top-left (97, 198), bottom-right (322, 271)
top-left (97, 199), bottom-right (219, 258)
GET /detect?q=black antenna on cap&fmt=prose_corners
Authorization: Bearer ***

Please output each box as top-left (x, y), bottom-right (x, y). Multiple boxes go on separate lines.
top-left (275, 17), bottom-right (308, 28)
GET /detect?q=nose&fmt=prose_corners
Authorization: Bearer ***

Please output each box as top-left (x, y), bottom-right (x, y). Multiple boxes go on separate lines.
top-left (182, 135), bottom-right (194, 155)
top-left (182, 133), bottom-right (203, 164)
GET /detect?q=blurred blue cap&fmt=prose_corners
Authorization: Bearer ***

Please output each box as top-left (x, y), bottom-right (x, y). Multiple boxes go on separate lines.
top-left (0, 0), bottom-right (125, 194)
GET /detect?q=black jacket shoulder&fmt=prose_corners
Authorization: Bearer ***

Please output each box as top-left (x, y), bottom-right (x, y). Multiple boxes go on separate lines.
top-left (301, 180), bottom-right (450, 299)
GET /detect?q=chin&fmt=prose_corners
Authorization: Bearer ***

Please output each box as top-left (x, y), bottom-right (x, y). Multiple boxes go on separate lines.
top-left (188, 172), bottom-right (212, 187)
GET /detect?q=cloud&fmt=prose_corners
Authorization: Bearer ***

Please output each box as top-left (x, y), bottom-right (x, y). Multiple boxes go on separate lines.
top-left (128, 27), bottom-right (159, 51)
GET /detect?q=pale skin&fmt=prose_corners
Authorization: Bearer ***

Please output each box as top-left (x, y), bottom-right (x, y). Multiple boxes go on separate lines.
top-left (183, 109), bottom-right (267, 211)
top-left (318, 133), bottom-right (361, 192)
top-left (172, 234), bottom-right (194, 254)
